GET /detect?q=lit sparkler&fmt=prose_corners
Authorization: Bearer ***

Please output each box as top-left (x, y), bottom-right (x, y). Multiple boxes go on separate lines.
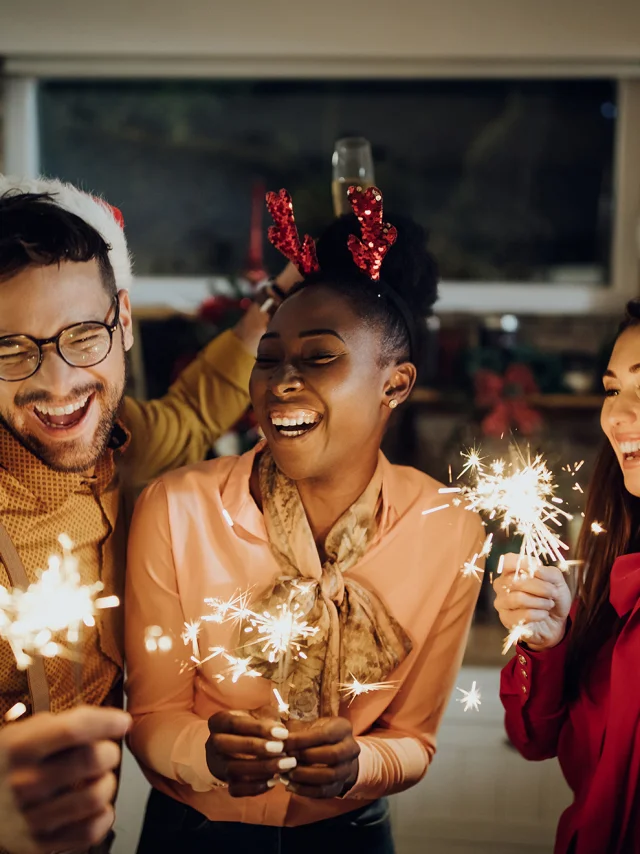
top-left (169, 589), bottom-right (319, 715)
top-left (203, 591), bottom-right (318, 666)
top-left (458, 445), bottom-right (571, 568)
top-left (591, 521), bottom-right (606, 535)
top-left (243, 602), bottom-right (319, 664)
top-left (0, 534), bottom-right (119, 670)
top-left (457, 681), bottom-right (481, 712)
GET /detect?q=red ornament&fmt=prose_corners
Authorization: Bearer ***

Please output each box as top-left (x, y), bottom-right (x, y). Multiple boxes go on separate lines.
top-left (265, 189), bottom-right (319, 276)
top-left (346, 185), bottom-right (397, 281)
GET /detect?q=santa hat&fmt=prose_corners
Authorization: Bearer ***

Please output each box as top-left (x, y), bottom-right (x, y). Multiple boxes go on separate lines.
top-left (0, 175), bottom-right (133, 290)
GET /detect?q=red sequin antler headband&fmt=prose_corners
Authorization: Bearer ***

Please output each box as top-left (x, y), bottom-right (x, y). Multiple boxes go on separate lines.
top-left (265, 189), bottom-right (319, 276)
top-left (346, 185), bottom-right (397, 281)
top-left (266, 185), bottom-right (396, 282)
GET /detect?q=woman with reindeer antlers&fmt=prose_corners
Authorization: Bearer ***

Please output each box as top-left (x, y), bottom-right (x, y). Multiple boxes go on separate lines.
top-left (125, 186), bottom-right (483, 853)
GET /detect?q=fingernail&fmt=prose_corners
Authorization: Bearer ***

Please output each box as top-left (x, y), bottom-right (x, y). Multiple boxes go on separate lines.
top-left (271, 726), bottom-right (289, 740)
top-left (278, 757), bottom-right (297, 771)
top-left (279, 774), bottom-right (289, 784)
top-left (266, 741), bottom-right (284, 754)
top-left (267, 778), bottom-right (277, 788)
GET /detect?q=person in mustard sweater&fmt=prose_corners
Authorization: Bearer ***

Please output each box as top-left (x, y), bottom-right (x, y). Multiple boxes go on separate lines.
top-left (0, 177), bottom-right (295, 854)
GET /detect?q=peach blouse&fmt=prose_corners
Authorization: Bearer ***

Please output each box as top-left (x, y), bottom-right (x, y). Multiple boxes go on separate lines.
top-left (125, 445), bottom-right (483, 826)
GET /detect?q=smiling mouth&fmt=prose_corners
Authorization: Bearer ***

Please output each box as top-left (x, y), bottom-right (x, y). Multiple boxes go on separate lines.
top-left (270, 410), bottom-right (323, 439)
top-left (32, 394), bottom-right (93, 430)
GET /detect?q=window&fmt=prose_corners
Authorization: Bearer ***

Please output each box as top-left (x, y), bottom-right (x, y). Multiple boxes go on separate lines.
top-left (38, 78), bottom-right (616, 286)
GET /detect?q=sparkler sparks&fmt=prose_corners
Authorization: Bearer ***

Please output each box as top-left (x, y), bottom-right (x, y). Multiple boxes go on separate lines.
top-left (168, 589), bottom-right (320, 711)
top-left (591, 521), bottom-right (607, 535)
top-left (273, 687), bottom-right (290, 716)
top-left (0, 535), bottom-right (119, 670)
top-left (503, 622), bottom-right (533, 655)
top-left (339, 675), bottom-right (394, 705)
top-left (458, 446), bottom-right (571, 567)
top-left (461, 554), bottom-right (484, 582)
top-left (459, 447), bottom-right (485, 477)
top-left (422, 504), bottom-right (450, 517)
top-left (181, 621), bottom-right (201, 657)
top-left (194, 645), bottom-right (261, 683)
top-left (480, 533), bottom-right (494, 558)
top-left (457, 681), bottom-right (481, 712)
top-left (203, 592), bottom-right (318, 666)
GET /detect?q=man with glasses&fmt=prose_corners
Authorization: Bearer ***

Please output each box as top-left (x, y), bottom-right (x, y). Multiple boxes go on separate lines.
top-left (0, 177), bottom-right (294, 854)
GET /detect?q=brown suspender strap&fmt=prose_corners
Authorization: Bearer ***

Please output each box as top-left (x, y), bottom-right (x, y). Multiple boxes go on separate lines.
top-left (0, 521), bottom-right (51, 714)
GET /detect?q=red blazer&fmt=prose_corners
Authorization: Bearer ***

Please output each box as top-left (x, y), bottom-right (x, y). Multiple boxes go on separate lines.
top-left (501, 553), bottom-right (640, 854)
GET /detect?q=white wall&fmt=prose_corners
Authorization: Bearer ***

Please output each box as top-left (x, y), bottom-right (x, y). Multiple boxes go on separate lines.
top-left (0, 0), bottom-right (639, 62)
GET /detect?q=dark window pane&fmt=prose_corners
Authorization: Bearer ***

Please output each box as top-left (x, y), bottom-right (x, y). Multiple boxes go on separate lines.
top-left (39, 78), bottom-right (615, 283)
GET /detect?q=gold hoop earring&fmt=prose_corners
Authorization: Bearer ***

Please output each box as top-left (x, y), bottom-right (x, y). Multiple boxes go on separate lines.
top-left (389, 399), bottom-right (398, 409)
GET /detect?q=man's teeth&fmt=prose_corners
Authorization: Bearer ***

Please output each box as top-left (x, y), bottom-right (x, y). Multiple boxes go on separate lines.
top-left (34, 396), bottom-right (89, 417)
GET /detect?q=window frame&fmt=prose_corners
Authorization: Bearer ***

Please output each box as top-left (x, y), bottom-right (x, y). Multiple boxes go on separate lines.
top-left (3, 63), bottom-right (639, 316)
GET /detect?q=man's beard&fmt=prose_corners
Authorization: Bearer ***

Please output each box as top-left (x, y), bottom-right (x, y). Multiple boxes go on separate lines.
top-left (0, 379), bottom-right (126, 474)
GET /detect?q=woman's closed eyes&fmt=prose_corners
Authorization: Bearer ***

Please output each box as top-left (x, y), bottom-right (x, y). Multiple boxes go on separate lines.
top-left (255, 351), bottom-right (343, 367)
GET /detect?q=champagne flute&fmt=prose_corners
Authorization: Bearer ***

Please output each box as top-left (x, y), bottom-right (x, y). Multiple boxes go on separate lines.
top-left (331, 137), bottom-right (375, 217)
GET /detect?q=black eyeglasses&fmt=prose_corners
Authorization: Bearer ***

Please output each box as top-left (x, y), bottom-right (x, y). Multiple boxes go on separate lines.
top-left (0, 297), bottom-right (121, 382)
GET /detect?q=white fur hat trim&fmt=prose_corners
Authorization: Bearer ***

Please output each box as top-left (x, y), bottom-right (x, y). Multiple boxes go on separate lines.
top-left (0, 175), bottom-right (133, 290)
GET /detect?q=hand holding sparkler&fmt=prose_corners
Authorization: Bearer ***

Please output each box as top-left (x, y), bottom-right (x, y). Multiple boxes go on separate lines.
top-left (0, 706), bottom-right (130, 854)
top-left (493, 553), bottom-right (572, 652)
top-left (283, 717), bottom-right (360, 799)
top-left (205, 710), bottom-right (294, 797)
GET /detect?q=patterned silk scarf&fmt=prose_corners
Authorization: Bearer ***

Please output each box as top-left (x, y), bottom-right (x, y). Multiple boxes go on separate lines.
top-left (237, 448), bottom-right (412, 721)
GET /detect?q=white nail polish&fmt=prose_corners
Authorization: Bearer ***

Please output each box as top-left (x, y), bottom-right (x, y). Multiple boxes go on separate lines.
top-left (267, 778), bottom-right (277, 788)
top-left (278, 756), bottom-right (297, 770)
top-left (266, 741), bottom-right (284, 754)
top-left (271, 726), bottom-right (289, 740)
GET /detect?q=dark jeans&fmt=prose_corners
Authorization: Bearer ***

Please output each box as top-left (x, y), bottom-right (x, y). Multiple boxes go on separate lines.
top-left (137, 788), bottom-right (395, 854)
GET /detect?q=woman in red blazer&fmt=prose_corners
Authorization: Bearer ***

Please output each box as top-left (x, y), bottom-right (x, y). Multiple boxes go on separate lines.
top-left (494, 300), bottom-right (640, 854)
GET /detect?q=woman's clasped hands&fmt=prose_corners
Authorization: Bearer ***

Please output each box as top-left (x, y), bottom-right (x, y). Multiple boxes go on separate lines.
top-left (206, 710), bottom-right (360, 799)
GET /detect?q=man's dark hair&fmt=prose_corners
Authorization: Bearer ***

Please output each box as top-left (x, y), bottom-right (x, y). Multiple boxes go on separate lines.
top-left (0, 191), bottom-right (116, 294)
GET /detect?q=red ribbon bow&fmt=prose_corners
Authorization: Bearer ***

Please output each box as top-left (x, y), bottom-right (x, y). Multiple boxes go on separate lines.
top-left (474, 364), bottom-right (542, 437)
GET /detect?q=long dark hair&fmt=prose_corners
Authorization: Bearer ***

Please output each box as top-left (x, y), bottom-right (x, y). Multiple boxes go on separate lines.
top-left (566, 301), bottom-right (640, 698)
